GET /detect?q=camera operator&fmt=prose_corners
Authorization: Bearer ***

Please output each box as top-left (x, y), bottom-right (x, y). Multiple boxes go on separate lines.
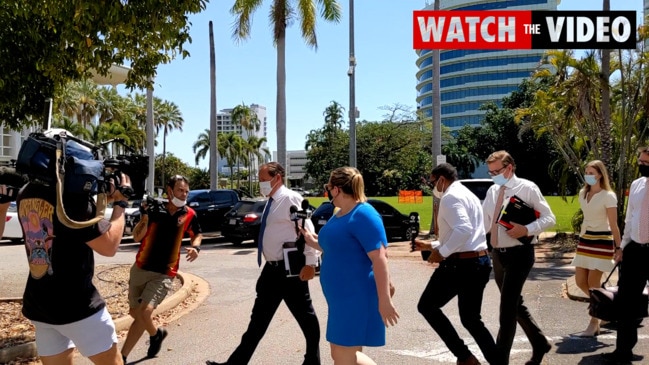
top-left (0, 165), bottom-right (29, 238)
top-left (16, 134), bottom-right (131, 365)
top-left (120, 174), bottom-right (202, 364)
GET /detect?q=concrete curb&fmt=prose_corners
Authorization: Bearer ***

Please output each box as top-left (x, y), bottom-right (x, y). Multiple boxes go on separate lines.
top-left (0, 271), bottom-right (210, 364)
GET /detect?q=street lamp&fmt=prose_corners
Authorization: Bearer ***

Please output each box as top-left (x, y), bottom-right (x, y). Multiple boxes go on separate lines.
top-left (348, 0), bottom-right (357, 168)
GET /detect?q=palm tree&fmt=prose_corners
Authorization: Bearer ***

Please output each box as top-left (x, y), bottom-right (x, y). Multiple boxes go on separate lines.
top-left (230, 0), bottom-right (342, 169)
top-left (244, 135), bottom-right (271, 191)
top-left (193, 129), bottom-right (211, 166)
top-left (51, 117), bottom-right (91, 140)
top-left (154, 99), bottom-right (184, 187)
top-left (323, 100), bottom-right (345, 132)
top-left (218, 132), bottom-right (241, 188)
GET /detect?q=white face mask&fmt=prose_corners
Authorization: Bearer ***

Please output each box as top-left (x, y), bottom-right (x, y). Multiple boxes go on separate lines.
top-left (171, 196), bottom-right (186, 208)
top-left (259, 177), bottom-right (276, 197)
top-left (433, 186), bottom-right (443, 199)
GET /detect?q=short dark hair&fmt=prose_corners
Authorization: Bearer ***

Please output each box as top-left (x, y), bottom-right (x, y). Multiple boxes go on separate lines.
top-left (167, 174), bottom-right (189, 189)
top-left (261, 162), bottom-right (285, 178)
top-left (431, 163), bottom-right (458, 182)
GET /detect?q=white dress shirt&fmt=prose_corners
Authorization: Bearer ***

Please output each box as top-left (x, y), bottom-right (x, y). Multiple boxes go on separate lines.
top-left (482, 174), bottom-right (556, 247)
top-left (262, 185), bottom-right (318, 265)
top-left (437, 181), bottom-right (489, 258)
top-left (621, 176), bottom-right (649, 248)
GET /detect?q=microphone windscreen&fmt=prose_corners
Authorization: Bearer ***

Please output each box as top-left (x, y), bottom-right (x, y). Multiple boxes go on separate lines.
top-left (290, 205), bottom-right (299, 213)
top-left (301, 199), bottom-right (310, 210)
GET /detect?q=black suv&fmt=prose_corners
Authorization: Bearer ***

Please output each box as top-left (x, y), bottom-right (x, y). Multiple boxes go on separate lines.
top-left (311, 200), bottom-right (420, 242)
top-left (186, 189), bottom-right (242, 232)
top-left (221, 199), bottom-right (268, 246)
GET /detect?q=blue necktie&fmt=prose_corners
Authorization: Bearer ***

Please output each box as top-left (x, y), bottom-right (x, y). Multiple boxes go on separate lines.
top-left (257, 197), bottom-right (273, 267)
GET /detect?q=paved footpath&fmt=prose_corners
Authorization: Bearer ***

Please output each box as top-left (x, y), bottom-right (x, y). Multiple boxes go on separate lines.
top-left (2, 237), bottom-right (647, 364)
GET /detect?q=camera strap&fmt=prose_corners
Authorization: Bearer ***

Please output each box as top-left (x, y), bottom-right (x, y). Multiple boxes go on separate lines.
top-left (54, 145), bottom-right (107, 229)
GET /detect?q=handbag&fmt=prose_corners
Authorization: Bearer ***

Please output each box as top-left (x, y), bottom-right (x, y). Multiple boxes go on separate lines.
top-left (588, 263), bottom-right (649, 322)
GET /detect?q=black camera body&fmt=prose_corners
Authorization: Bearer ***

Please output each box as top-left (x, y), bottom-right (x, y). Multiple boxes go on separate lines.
top-left (104, 154), bottom-right (149, 201)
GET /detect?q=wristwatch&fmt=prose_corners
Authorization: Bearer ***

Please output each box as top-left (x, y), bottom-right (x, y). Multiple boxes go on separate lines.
top-left (192, 246), bottom-right (201, 253)
top-left (113, 200), bottom-right (128, 209)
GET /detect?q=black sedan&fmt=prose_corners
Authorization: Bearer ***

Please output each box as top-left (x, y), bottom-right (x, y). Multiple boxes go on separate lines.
top-left (310, 200), bottom-right (420, 242)
top-left (221, 199), bottom-right (317, 246)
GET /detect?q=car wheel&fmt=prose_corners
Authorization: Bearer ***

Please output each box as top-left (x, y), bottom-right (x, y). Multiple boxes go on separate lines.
top-left (405, 225), bottom-right (419, 241)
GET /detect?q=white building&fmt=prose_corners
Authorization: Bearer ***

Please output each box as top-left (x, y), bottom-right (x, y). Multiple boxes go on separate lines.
top-left (272, 149), bottom-right (310, 187)
top-left (216, 103), bottom-right (268, 177)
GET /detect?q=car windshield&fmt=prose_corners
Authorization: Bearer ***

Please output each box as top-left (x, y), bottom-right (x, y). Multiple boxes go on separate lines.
top-left (187, 190), bottom-right (201, 201)
top-left (233, 201), bottom-right (257, 213)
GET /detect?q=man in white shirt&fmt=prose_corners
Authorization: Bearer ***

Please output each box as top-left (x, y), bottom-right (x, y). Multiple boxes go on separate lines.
top-left (482, 151), bottom-right (556, 365)
top-left (206, 162), bottom-right (320, 365)
top-left (602, 147), bottom-right (649, 363)
top-left (414, 163), bottom-right (498, 365)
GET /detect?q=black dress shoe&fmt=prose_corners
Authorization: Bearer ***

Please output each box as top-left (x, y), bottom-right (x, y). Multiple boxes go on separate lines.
top-left (601, 351), bottom-right (633, 363)
top-left (525, 341), bottom-right (552, 365)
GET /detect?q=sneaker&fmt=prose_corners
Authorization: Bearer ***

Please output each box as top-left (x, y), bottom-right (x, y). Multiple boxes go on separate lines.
top-left (147, 327), bottom-right (168, 358)
top-left (205, 361), bottom-right (227, 365)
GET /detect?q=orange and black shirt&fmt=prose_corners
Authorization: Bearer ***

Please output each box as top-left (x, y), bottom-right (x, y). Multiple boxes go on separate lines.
top-left (135, 205), bottom-right (201, 277)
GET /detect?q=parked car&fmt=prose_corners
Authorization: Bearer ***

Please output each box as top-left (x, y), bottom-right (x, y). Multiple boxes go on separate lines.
top-left (222, 198), bottom-right (318, 246)
top-left (310, 200), bottom-right (420, 242)
top-left (290, 187), bottom-right (307, 196)
top-left (103, 199), bottom-right (144, 236)
top-left (3, 202), bottom-right (23, 242)
top-left (186, 189), bottom-right (242, 232)
top-left (458, 178), bottom-right (494, 203)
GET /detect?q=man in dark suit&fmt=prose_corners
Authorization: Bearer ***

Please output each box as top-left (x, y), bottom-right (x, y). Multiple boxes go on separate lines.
top-left (206, 162), bottom-right (320, 365)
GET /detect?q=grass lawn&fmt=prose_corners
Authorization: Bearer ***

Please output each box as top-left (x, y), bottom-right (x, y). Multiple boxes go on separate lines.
top-left (307, 195), bottom-right (580, 233)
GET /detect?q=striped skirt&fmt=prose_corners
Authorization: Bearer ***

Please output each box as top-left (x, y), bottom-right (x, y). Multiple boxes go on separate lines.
top-left (571, 230), bottom-right (615, 272)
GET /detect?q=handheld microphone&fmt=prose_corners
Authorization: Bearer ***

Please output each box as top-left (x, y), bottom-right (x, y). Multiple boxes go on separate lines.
top-left (290, 205), bottom-right (300, 234)
top-left (300, 199), bottom-right (311, 229)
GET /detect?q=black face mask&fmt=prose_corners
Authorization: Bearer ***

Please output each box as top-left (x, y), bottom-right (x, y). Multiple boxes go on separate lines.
top-left (326, 188), bottom-right (333, 202)
top-left (639, 165), bottom-right (649, 177)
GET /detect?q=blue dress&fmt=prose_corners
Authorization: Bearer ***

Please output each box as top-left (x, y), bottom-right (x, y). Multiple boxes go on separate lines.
top-left (318, 202), bottom-right (388, 347)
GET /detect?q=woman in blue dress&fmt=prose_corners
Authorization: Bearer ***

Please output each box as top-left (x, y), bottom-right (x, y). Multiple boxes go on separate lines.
top-left (301, 167), bottom-right (399, 365)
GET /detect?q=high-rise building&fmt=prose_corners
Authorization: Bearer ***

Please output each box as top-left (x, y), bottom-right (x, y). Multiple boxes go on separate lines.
top-left (216, 103), bottom-right (268, 176)
top-left (416, 0), bottom-right (558, 131)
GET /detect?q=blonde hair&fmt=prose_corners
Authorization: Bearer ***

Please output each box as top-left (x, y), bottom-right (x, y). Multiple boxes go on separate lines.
top-left (328, 167), bottom-right (367, 202)
top-left (486, 150), bottom-right (516, 171)
top-left (583, 159), bottom-right (613, 198)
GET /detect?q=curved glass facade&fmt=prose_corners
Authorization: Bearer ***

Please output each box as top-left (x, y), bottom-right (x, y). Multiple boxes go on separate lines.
top-left (416, 0), bottom-right (558, 130)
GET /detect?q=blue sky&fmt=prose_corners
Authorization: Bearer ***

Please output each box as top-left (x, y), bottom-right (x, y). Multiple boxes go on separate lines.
top-left (130, 0), bottom-right (645, 169)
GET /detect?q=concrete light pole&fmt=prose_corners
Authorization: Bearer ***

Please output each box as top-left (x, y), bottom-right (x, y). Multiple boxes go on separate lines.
top-left (348, 0), bottom-right (357, 168)
top-left (209, 21), bottom-right (219, 189)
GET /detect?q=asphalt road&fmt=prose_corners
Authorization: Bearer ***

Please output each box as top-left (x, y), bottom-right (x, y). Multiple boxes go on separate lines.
top-left (2, 236), bottom-right (649, 365)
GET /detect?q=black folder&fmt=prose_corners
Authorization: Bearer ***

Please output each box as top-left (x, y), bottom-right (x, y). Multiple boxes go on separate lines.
top-left (283, 242), bottom-right (306, 277)
top-left (497, 195), bottom-right (540, 245)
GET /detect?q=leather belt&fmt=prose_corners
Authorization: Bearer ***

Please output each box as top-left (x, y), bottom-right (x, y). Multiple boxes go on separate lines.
top-left (494, 245), bottom-right (527, 253)
top-left (447, 249), bottom-right (488, 260)
top-left (266, 260), bottom-right (284, 267)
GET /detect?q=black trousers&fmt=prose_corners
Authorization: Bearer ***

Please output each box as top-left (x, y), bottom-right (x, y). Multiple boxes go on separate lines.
top-left (418, 255), bottom-right (498, 364)
top-left (615, 241), bottom-right (649, 356)
top-left (227, 262), bottom-right (321, 365)
top-left (492, 245), bottom-right (547, 364)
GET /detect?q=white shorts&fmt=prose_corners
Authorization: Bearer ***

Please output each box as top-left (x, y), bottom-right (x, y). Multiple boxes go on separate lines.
top-left (31, 307), bottom-right (118, 357)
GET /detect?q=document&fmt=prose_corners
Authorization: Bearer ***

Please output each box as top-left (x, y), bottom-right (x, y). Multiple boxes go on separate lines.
top-left (283, 246), bottom-right (306, 277)
top-left (497, 195), bottom-right (540, 245)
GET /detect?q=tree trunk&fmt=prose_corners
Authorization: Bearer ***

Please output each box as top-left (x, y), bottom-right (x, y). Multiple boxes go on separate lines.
top-left (161, 129), bottom-right (167, 189)
top-left (209, 21), bottom-right (219, 190)
top-left (276, 31), bottom-right (287, 174)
